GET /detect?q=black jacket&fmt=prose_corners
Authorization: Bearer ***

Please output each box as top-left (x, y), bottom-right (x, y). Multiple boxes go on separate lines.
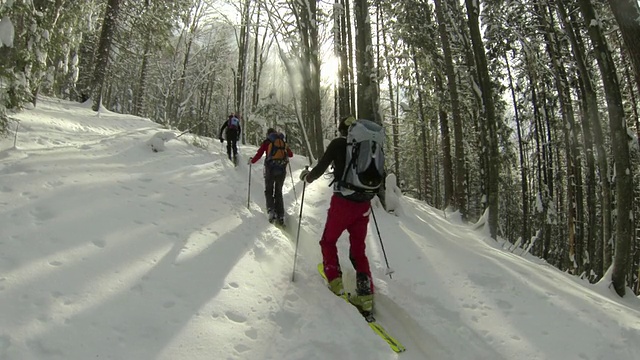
top-left (219, 118), bottom-right (241, 141)
top-left (306, 137), bottom-right (347, 183)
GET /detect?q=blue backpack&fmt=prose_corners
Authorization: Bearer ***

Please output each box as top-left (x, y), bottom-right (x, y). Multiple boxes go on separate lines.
top-left (228, 116), bottom-right (240, 130)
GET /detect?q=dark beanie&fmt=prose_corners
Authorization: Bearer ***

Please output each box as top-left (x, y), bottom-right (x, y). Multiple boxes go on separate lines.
top-left (267, 128), bottom-right (276, 135)
top-left (338, 116), bottom-right (356, 136)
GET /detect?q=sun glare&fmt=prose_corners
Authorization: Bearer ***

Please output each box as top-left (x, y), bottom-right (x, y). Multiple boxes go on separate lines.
top-left (321, 54), bottom-right (340, 84)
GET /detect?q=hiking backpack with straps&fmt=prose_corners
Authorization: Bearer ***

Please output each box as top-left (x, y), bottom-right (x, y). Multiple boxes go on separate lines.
top-left (228, 116), bottom-right (240, 130)
top-left (265, 132), bottom-right (289, 170)
top-left (337, 119), bottom-right (385, 201)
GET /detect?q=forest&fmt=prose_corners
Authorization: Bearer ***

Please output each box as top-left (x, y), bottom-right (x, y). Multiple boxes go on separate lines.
top-left (1, 0), bottom-right (639, 296)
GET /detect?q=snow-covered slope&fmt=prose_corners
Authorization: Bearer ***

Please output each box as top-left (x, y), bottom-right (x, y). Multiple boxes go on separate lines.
top-left (1, 97), bottom-right (639, 360)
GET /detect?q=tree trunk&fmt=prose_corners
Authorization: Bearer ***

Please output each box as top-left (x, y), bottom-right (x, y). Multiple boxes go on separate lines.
top-left (435, 73), bottom-right (454, 209)
top-left (618, 37), bottom-right (640, 142)
top-left (577, 79), bottom-right (599, 280)
top-left (435, 0), bottom-right (466, 216)
top-left (607, 0), bottom-right (640, 95)
top-left (465, 0), bottom-right (500, 239)
top-left (537, 1), bottom-right (585, 273)
top-left (91, 0), bottom-right (121, 112)
top-left (335, 0), bottom-right (351, 117)
top-left (236, 0), bottom-right (251, 143)
top-left (251, 4), bottom-right (261, 113)
top-left (133, 43), bottom-right (150, 117)
top-left (505, 54), bottom-right (529, 248)
top-left (307, 0), bottom-right (323, 157)
top-left (410, 46), bottom-right (432, 203)
top-left (290, 0), bottom-right (323, 157)
top-left (578, 0), bottom-right (634, 297)
top-left (345, 0), bottom-right (356, 116)
top-left (528, 64), bottom-right (549, 257)
top-left (379, 10), bottom-right (400, 183)
top-left (353, 0), bottom-right (382, 123)
top-left (555, 0), bottom-right (613, 276)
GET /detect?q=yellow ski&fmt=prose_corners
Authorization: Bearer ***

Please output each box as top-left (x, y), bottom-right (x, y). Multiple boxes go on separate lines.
top-left (317, 263), bottom-right (406, 353)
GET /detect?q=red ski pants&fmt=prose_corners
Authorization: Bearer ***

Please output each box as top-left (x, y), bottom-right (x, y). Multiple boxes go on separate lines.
top-left (320, 194), bottom-right (373, 293)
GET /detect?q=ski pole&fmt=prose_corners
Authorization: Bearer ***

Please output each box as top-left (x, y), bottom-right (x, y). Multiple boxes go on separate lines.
top-left (247, 163), bottom-right (252, 209)
top-left (292, 166), bottom-right (308, 282)
top-left (288, 162), bottom-right (297, 203)
top-left (371, 206), bottom-right (393, 279)
top-left (175, 120), bottom-right (206, 139)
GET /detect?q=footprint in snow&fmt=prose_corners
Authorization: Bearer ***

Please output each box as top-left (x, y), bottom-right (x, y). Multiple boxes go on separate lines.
top-left (234, 343), bottom-right (250, 353)
top-left (245, 328), bottom-right (258, 340)
top-left (225, 310), bottom-right (247, 323)
top-left (30, 207), bottom-right (56, 221)
top-left (92, 239), bottom-right (107, 248)
top-left (225, 282), bottom-right (240, 289)
top-left (44, 180), bottom-right (64, 188)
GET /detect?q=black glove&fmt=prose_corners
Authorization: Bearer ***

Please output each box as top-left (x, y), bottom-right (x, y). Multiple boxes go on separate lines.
top-left (219, 138), bottom-right (224, 143)
top-left (299, 169), bottom-right (310, 182)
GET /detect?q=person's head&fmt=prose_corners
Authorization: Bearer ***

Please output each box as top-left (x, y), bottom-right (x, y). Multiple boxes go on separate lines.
top-left (338, 116), bottom-right (356, 136)
top-left (266, 128), bottom-right (276, 135)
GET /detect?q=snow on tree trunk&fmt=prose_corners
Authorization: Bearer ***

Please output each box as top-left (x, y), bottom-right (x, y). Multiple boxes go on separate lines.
top-left (465, 0), bottom-right (500, 239)
top-left (578, 0), bottom-right (634, 297)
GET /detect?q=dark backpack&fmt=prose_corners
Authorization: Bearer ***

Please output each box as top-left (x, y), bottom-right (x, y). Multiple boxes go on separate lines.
top-left (337, 119), bottom-right (385, 201)
top-left (228, 116), bottom-right (240, 130)
top-left (265, 132), bottom-right (289, 170)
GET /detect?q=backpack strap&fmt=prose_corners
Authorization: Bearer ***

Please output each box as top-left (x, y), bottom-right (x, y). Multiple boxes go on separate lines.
top-left (336, 139), bottom-right (357, 188)
top-left (266, 133), bottom-right (276, 160)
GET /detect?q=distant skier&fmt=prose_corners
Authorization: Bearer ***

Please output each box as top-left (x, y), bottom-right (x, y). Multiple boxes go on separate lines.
top-left (219, 113), bottom-right (241, 165)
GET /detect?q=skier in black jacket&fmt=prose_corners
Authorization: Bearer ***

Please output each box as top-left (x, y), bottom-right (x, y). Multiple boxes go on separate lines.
top-left (299, 116), bottom-right (375, 313)
top-left (219, 114), bottom-right (241, 163)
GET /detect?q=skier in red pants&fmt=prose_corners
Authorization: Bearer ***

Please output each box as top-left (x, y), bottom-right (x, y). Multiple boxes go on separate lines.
top-left (299, 117), bottom-right (375, 313)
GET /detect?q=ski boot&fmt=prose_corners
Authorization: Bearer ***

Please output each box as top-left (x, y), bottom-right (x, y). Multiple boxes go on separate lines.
top-left (350, 293), bottom-right (374, 313)
top-left (328, 277), bottom-right (345, 297)
top-left (350, 272), bottom-right (374, 314)
top-left (268, 209), bottom-right (277, 223)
